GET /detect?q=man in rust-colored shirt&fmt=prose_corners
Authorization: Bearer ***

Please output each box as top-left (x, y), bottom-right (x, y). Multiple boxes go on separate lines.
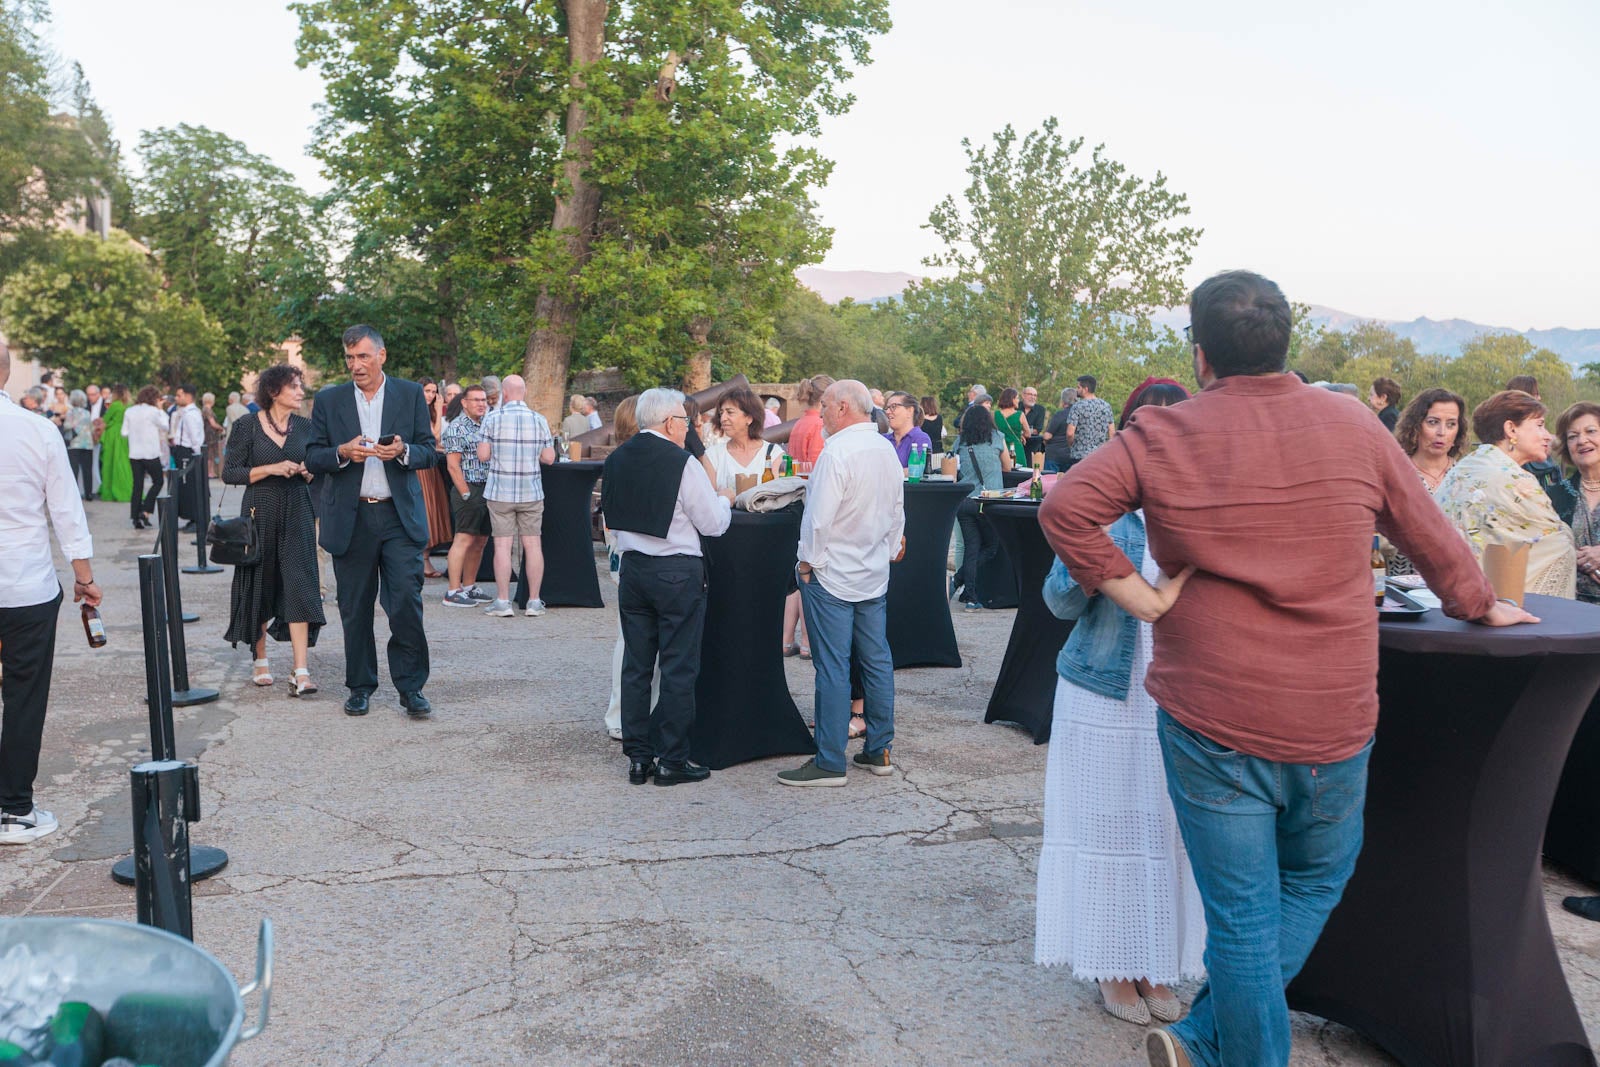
top-left (1041, 270), bottom-right (1534, 1067)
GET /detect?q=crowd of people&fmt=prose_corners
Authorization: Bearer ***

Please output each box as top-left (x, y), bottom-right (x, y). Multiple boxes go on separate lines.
top-left (9, 268), bottom-right (1600, 1065)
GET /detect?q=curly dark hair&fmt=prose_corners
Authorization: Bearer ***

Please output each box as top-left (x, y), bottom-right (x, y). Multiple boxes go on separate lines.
top-left (959, 401), bottom-right (997, 447)
top-left (135, 385), bottom-right (161, 406)
top-left (256, 363), bottom-right (304, 407)
top-left (1394, 388), bottom-right (1467, 460)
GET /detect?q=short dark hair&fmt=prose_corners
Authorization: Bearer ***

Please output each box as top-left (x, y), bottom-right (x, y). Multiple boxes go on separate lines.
top-left (1394, 388), bottom-right (1467, 460)
top-left (1505, 375), bottom-right (1539, 396)
top-left (256, 363), bottom-right (304, 407)
top-left (176, 382), bottom-right (197, 399)
top-left (1118, 382), bottom-right (1190, 430)
top-left (998, 387), bottom-right (1019, 409)
top-left (342, 324), bottom-right (385, 351)
top-left (1076, 375), bottom-right (1097, 393)
top-left (1555, 402), bottom-right (1600, 467)
top-left (1472, 390), bottom-right (1546, 445)
top-left (1372, 377), bottom-right (1401, 407)
top-left (1189, 270), bottom-right (1292, 377)
top-left (716, 386), bottom-right (767, 440)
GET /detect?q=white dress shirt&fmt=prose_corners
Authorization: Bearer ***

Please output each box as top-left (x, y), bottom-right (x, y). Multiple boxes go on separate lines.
top-left (121, 403), bottom-right (168, 460)
top-left (0, 391), bottom-right (94, 608)
top-left (798, 421), bottom-right (906, 602)
top-left (170, 402), bottom-right (205, 451)
top-left (353, 376), bottom-right (391, 499)
top-left (587, 410), bottom-right (603, 430)
top-left (613, 431), bottom-right (732, 557)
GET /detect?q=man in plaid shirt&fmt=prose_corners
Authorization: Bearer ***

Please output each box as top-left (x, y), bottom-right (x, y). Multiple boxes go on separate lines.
top-left (476, 375), bottom-right (555, 617)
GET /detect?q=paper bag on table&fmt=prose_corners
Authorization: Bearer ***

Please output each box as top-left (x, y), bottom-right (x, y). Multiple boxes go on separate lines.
top-left (734, 473), bottom-right (760, 496)
top-left (1482, 541), bottom-right (1530, 607)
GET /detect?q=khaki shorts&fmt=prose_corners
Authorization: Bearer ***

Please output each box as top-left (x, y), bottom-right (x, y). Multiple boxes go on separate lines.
top-left (487, 497), bottom-right (545, 538)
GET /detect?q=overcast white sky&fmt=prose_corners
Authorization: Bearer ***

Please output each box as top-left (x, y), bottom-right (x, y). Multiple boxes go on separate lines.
top-left (45, 0), bottom-right (1598, 328)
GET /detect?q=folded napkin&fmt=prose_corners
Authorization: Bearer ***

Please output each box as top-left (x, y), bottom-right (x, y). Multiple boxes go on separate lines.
top-left (735, 475), bottom-right (807, 512)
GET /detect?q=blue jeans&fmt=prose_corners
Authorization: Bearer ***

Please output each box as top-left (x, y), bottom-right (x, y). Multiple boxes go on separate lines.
top-left (1158, 709), bottom-right (1371, 1067)
top-left (798, 575), bottom-right (894, 772)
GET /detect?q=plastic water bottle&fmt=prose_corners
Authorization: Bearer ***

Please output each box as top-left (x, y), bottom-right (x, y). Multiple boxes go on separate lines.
top-left (908, 444), bottom-right (925, 482)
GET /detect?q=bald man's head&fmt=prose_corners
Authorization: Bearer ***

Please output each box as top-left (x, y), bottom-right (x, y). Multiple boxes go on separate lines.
top-left (500, 374), bottom-right (527, 402)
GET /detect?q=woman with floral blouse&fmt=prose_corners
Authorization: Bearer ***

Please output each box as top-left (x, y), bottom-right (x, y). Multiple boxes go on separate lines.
top-left (1435, 389), bottom-right (1576, 599)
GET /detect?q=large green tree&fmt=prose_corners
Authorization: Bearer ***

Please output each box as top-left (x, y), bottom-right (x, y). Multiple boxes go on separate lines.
top-left (910, 118), bottom-right (1200, 394)
top-left (294, 0), bottom-right (890, 416)
top-left (130, 124), bottom-right (316, 375)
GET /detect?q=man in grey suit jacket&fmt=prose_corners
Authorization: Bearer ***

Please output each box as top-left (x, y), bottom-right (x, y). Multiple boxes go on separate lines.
top-left (306, 325), bottom-right (438, 718)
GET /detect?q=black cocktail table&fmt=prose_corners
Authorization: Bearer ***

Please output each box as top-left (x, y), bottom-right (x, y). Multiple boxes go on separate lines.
top-left (513, 460), bottom-right (604, 609)
top-left (1288, 594), bottom-right (1600, 1066)
top-left (690, 508), bottom-right (815, 770)
top-left (981, 501), bottom-right (1070, 743)
top-left (886, 479), bottom-right (970, 668)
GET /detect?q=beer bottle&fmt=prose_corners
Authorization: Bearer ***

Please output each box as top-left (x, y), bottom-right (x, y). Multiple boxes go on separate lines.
top-left (82, 603), bottom-right (106, 648)
top-left (1371, 535), bottom-right (1386, 607)
top-left (1030, 473), bottom-right (1044, 500)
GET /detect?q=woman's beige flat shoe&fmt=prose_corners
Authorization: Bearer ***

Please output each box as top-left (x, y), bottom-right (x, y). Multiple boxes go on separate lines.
top-left (1101, 996), bottom-right (1151, 1026)
top-left (1144, 993), bottom-right (1183, 1023)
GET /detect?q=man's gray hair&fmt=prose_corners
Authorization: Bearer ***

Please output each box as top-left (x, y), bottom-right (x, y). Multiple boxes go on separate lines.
top-left (229, 391), bottom-right (240, 403)
top-left (69, 389), bottom-right (87, 407)
top-left (481, 374), bottom-right (501, 390)
top-left (636, 387), bottom-right (685, 430)
top-left (831, 379), bottom-right (873, 416)
top-left (1059, 387), bottom-right (1076, 406)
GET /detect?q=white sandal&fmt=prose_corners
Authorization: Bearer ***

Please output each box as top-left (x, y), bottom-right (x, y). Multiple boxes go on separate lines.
top-left (290, 668), bottom-right (318, 698)
top-left (252, 659), bottom-right (274, 687)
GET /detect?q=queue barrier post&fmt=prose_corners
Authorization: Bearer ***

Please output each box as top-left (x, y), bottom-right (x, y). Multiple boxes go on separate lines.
top-left (159, 494), bottom-right (218, 707)
top-left (184, 455), bottom-right (223, 574)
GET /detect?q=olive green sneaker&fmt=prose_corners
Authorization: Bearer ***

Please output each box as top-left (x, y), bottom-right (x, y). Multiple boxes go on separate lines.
top-left (852, 747), bottom-right (893, 776)
top-left (777, 759), bottom-right (847, 788)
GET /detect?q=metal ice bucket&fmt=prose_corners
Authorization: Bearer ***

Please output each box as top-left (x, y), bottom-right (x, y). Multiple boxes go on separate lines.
top-left (0, 917), bottom-right (271, 1066)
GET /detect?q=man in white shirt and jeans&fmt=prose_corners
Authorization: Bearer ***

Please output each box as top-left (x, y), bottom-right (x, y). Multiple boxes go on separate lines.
top-left (781, 379), bottom-right (906, 787)
top-left (0, 340), bottom-right (102, 843)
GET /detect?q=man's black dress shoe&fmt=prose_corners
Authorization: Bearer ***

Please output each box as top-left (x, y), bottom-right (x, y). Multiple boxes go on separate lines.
top-left (628, 759), bottom-right (656, 785)
top-left (1563, 895), bottom-right (1600, 921)
top-left (653, 761), bottom-right (710, 786)
top-left (399, 691), bottom-right (432, 718)
top-left (343, 693), bottom-right (370, 716)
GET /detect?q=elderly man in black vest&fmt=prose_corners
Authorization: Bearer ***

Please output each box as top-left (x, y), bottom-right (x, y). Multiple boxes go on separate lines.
top-left (600, 388), bottom-right (734, 786)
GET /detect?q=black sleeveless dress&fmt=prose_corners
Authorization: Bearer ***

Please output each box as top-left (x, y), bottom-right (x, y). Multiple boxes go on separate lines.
top-left (222, 413), bottom-right (325, 648)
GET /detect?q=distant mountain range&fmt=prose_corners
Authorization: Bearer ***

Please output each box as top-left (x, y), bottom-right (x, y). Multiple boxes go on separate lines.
top-left (796, 268), bottom-right (1600, 366)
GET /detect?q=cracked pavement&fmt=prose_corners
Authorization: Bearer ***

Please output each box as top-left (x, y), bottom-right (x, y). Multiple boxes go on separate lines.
top-left (6, 489), bottom-right (1600, 1065)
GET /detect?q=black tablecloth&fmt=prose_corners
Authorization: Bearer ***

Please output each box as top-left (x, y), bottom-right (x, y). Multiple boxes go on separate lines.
top-left (1288, 594), bottom-right (1600, 1066)
top-left (981, 502), bottom-right (1069, 743)
top-left (886, 479), bottom-right (970, 668)
top-left (690, 508), bottom-right (816, 770)
top-left (513, 460), bottom-right (604, 609)
top-left (1546, 690), bottom-right (1600, 884)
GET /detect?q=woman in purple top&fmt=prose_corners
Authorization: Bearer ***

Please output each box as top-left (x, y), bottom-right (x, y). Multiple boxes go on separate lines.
top-left (883, 391), bottom-right (932, 466)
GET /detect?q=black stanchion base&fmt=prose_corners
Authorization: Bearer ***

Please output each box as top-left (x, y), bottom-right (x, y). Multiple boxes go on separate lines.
top-left (182, 564), bottom-right (224, 575)
top-left (111, 844), bottom-right (229, 886)
top-left (171, 687), bottom-right (220, 707)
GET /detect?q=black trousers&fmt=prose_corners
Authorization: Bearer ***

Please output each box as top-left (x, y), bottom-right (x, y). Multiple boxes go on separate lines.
top-left (955, 498), bottom-right (998, 603)
top-left (333, 500), bottom-right (430, 696)
top-left (619, 552), bottom-right (707, 765)
top-left (0, 591), bottom-right (61, 814)
top-left (68, 449), bottom-right (93, 499)
top-left (130, 458), bottom-right (163, 522)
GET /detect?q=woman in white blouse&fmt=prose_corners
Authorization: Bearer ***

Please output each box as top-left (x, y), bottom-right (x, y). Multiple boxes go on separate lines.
top-left (706, 386), bottom-right (784, 493)
top-left (121, 385), bottom-right (169, 529)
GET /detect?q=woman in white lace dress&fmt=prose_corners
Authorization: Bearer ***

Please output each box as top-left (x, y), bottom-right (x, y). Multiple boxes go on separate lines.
top-left (1035, 382), bottom-right (1205, 1027)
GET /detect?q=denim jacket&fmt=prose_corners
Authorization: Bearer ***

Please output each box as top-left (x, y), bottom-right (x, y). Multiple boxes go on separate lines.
top-left (1042, 510), bottom-right (1143, 701)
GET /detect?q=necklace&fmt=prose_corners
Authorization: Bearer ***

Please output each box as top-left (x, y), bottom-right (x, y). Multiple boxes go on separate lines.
top-left (262, 407), bottom-right (291, 439)
top-left (1412, 456), bottom-right (1452, 491)
top-left (1582, 477), bottom-right (1600, 494)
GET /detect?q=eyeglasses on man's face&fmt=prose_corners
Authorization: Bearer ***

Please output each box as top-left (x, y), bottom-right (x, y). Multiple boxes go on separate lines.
top-left (664, 413), bottom-right (689, 425)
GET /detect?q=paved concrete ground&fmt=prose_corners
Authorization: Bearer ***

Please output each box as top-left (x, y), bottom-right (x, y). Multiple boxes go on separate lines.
top-left (6, 488), bottom-right (1600, 1065)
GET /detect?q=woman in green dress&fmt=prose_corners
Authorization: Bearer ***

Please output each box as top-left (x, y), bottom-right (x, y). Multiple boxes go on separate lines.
top-left (98, 384), bottom-right (133, 503)
top-left (995, 387), bottom-right (1027, 465)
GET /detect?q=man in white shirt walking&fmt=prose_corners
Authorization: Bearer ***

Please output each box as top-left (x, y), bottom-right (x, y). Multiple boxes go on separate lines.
top-left (169, 383), bottom-right (206, 528)
top-left (0, 340), bottom-right (102, 844)
top-left (780, 380), bottom-right (906, 787)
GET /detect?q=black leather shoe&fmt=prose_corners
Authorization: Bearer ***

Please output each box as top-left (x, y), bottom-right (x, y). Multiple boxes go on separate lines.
top-left (628, 759), bottom-right (656, 785)
top-left (343, 693), bottom-right (370, 716)
top-left (1563, 895), bottom-right (1600, 921)
top-left (399, 691), bottom-right (432, 718)
top-left (653, 761), bottom-right (710, 786)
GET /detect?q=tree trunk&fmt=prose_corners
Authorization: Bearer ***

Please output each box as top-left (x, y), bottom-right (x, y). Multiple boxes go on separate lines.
top-left (681, 315), bottom-right (713, 394)
top-left (437, 274), bottom-right (460, 384)
top-left (523, 0), bottom-right (608, 423)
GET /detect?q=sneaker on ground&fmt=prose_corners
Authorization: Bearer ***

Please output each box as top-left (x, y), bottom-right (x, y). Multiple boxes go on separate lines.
top-left (525, 599), bottom-right (547, 617)
top-left (466, 585), bottom-right (494, 603)
top-left (442, 589), bottom-right (477, 608)
top-left (0, 806), bottom-right (58, 844)
top-left (607, 726), bottom-right (623, 741)
top-left (777, 759), bottom-right (847, 788)
top-left (483, 599), bottom-right (515, 617)
top-left (852, 748), bottom-right (894, 776)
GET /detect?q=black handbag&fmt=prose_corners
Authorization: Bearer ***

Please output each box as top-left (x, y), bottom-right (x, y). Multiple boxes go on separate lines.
top-left (207, 485), bottom-right (259, 566)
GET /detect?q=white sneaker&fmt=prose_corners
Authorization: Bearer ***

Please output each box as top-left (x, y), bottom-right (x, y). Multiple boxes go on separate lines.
top-left (483, 599), bottom-right (515, 617)
top-left (525, 599), bottom-right (547, 617)
top-left (607, 726), bottom-right (623, 741)
top-left (0, 806), bottom-right (58, 844)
